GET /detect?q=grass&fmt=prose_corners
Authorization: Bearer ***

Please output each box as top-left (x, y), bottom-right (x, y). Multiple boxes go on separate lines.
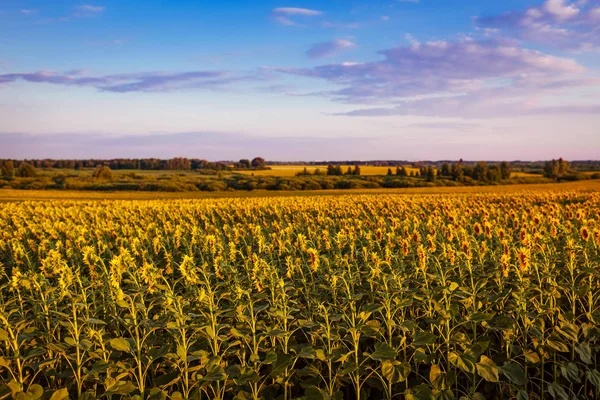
top-left (2, 179), bottom-right (599, 202)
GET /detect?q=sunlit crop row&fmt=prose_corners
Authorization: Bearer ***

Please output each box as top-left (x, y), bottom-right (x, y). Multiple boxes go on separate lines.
top-left (1, 192), bottom-right (599, 399)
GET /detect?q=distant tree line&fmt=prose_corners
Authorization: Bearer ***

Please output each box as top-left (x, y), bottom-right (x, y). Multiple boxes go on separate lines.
top-left (0, 157), bottom-right (270, 172)
top-left (233, 157), bottom-right (267, 170)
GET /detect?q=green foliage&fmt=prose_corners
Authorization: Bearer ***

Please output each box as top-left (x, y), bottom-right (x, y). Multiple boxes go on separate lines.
top-left (16, 163), bottom-right (36, 178)
top-left (92, 165), bottom-right (113, 180)
top-left (0, 160), bottom-right (14, 180)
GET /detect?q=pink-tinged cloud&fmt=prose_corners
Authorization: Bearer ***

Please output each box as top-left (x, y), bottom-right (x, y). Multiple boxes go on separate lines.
top-left (277, 38), bottom-right (587, 103)
top-left (306, 39), bottom-right (356, 59)
top-left (478, 0), bottom-right (600, 51)
top-left (0, 70), bottom-right (266, 92)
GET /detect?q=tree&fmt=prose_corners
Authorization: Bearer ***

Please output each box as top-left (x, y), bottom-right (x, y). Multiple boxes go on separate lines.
top-left (93, 165), bottom-right (113, 180)
top-left (544, 158), bottom-right (570, 179)
top-left (251, 157), bottom-right (266, 169)
top-left (387, 168), bottom-right (393, 176)
top-left (425, 166), bottom-right (437, 182)
top-left (17, 163), bottom-right (36, 178)
top-left (450, 163), bottom-right (463, 181)
top-left (346, 166), bottom-right (353, 175)
top-left (1, 160), bottom-right (15, 179)
top-left (473, 161), bottom-right (488, 182)
top-left (397, 167), bottom-right (408, 177)
top-left (353, 165), bottom-right (361, 176)
top-left (237, 159), bottom-right (251, 169)
top-left (486, 165), bottom-right (502, 182)
top-left (441, 163), bottom-right (450, 177)
top-left (499, 161), bottom-right (512, 180)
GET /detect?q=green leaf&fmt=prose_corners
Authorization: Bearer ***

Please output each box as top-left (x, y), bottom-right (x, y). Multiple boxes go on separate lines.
top-left (26, 385), bottom-right (43, 400)
top-left (381, 361), bottom-right (395, 383)
top-left (547, 382), bottom-right (569, 400)
top-left (298, 346), bottom-right (316, 359)
top-left (303, 385), bottom-right (331, 400)
top-left (203, 366), bottom-right (227, 381)
top-left (500, 362), bottom-right (526, 386)
top-left (104, 381), bottom-right (136, 396)
top-left (555, 322), bottom-right (579, 342)
top-left (405, 384), bottom-right (433, 400)
top-left (546, 334), bottom-right (569, 353)
top-left (49, 389), bottom-right (70, 400)
top-left (148, 347), bottom-right (168, 360)
top-left (315, 349), bottom-right (326, 361)
top-left (469, 312), bottom-right (495, 323)
top-left (89, 361), bottom-right (110, 374)
top-left (154, 371), bottom-right (180, 388)
top-left (449, 332), bottom-right (470, 345)
top-left (109, 338), bottom-right (132, 353)
top-left (147, 388), bottom-right (167, 400)
top-left (86, 318), bottom-right (106, 325)
top-left (559, 362), bottom-right (580, 384)
top-left (429, 364), bottom-right (445, 390)
top-left (270, 353), bottom-right (293, 377)
top-left (574, 342), bottom-right (592, 364)
top-left (381, 361), bottom-right (410, 383)
top-left (397, 361), bottom-right (411, 382)
top-left (448, 351), bottom-right (476, 374)
top-left (476, 356), bottom-right (499, 383)
top-left (523, 350), bottom-right (540, 364)
top-left (586, 369), bottom-right (600, 388)
top-left (369, 342), bottom-right (397, 361)
top-left (262, 352), bottom-right (277, 365)
top-left (516, 391), bottom-right (529, 400)
top-left (412, 331), bottom-right (438, 346)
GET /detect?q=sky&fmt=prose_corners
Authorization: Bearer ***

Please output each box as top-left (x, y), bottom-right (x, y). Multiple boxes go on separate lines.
top-left (0, 0), bottom-right (599, 161)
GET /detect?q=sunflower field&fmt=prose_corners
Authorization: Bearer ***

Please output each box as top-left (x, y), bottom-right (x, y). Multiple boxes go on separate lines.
top-left (1, 192), bottom-right (599, 400)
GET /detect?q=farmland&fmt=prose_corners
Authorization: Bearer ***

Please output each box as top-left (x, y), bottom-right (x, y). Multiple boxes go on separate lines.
top-left (1, 187), bottom-right (600, 399)
top-left (234, 166), bottom-right (423, 177)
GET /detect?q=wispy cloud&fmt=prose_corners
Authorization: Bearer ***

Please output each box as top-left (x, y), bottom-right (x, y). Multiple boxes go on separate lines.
top-left (271, 7), bottom-right (323, 26)
top-left (20, 9), bottom-right (37, 14)
top-left (280, 38), bottom-right (586, 102)
top-left (274, 34), bottom-right (600, 118)
top-left (0, 70), bottom-right (266, 93)
top-left (74, 4), bottom-right (105, 17)
top-left (477, 0), bottom-right (600, 51)
top-left (272, 7), bottom-right (322, 16)
top-left (306, 39), bottom-right (356, 59)
top-left (321, 21), bottom-right (361, 29)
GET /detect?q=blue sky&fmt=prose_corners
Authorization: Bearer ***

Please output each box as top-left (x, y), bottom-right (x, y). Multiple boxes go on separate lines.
top-left (1, 0), bottom-right (599, 160)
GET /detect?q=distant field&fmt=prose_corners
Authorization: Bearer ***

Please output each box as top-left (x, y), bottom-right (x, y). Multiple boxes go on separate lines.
top-left (2, 179), bottom-right (599, 202)
top-left (235, 165), bottom-right (421, 176)
top-left (511, 171), bottom-right (543, 178)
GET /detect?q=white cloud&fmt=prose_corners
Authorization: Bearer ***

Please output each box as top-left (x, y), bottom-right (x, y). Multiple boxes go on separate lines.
top-left (74, 4), bottom-right (105, 17)
top-left (271, 7), bottom-right (323, 26)
top-left (272, 7), bottom-right (322, 16)
top-left (544, 0), bottom-right (580, 19)
top-left (306, 39), bottom-right (356, 59)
